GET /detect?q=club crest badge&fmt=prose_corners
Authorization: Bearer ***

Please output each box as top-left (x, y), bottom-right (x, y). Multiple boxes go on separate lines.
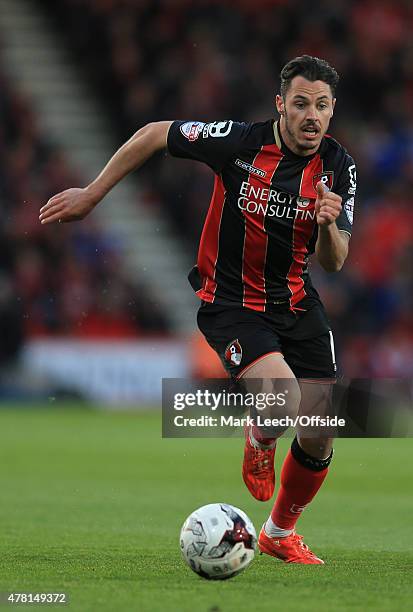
top-left (312, 171), bottom-right (334, 192)
top-left (225, 339), bottom-right (242, 367)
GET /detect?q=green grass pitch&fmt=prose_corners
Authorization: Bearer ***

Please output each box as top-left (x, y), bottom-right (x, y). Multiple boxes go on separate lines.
top-left (0, 406), bottom-right (412, 611)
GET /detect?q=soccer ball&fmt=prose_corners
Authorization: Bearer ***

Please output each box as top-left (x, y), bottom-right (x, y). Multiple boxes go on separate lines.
top-left (180, 503), bottom-right (257, 580)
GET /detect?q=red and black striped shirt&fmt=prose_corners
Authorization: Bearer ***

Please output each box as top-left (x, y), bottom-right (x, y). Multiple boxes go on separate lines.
top-left (167, 119), bottom-right (356, 312)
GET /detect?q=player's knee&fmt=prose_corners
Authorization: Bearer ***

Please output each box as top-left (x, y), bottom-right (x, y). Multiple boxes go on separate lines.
top-left (245, 376), bottom-right (300, 418)
top-left (282, 377), bottom-right (301, 419)
top-left (247, 376), bottom-right (301, 438)
top-left (271, 376), bottom-right (301, 419)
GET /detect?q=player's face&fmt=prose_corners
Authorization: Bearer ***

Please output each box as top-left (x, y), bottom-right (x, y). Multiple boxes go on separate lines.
top-left (276, 76), bottom-right (336, 156)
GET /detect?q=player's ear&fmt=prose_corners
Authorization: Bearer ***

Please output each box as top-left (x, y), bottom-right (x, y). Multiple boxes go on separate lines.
top-left (276, 94), bottom-right (285, 116)
top-left (331, 98), bottom-right (336, 117)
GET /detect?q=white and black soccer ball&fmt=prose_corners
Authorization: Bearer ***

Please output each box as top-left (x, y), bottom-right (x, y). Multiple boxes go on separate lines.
top-left (180, 503), bottom-right (257, 580)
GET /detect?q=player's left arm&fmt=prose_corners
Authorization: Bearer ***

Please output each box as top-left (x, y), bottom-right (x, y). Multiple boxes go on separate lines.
top-left (315, 182), bottom-right (349, 272)
top-left (315, 155), bottom-right (356, 272)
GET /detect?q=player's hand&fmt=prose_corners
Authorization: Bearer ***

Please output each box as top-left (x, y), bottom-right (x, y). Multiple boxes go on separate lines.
top-left (39, 188), bottom-right (97, 224)
top-left (315, 181), bottom-right (342, 226)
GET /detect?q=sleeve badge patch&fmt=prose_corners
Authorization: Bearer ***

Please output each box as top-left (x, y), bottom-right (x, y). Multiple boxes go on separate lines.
top-left (180, 121), bottom-right (205, 141)
top-left (344, 197), bottom-right (354, 224)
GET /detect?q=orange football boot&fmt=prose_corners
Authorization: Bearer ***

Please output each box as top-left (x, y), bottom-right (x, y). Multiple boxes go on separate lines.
top-left (242, 427), bottom-right (275, 501)
top-left (258, 526), bottom-right (324, 564)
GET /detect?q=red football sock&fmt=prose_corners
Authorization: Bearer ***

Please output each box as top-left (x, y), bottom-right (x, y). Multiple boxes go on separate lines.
top-left (271, 449), bottom-right (329, 530)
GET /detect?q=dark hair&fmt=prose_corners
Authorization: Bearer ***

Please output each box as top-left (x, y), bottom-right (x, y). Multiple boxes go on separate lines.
top-left (280, 55), bottom-right (339, 98)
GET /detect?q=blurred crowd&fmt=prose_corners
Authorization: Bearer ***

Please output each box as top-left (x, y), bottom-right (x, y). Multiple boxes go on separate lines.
top-left (0, 63), bottom-right (168, 365)
top-left (6, 0), bottom-right (413, 376)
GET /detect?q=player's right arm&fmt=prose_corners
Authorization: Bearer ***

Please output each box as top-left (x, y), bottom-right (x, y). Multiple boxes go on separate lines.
top-left (39, 121), bottom-right (172, 224)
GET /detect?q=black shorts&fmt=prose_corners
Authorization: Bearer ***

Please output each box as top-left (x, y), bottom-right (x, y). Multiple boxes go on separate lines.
top-left (197, 301), bottom-right (336, 379)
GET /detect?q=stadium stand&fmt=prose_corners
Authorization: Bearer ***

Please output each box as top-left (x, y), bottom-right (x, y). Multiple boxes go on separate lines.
top-left (0, 61), bottom-right (169, 364)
